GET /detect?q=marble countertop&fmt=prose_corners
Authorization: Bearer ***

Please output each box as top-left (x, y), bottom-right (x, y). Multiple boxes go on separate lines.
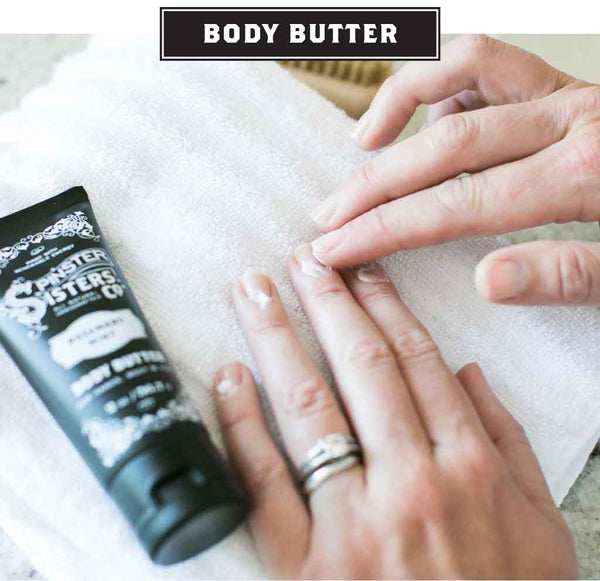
top-left (0, 34), bottom-right (598, 580)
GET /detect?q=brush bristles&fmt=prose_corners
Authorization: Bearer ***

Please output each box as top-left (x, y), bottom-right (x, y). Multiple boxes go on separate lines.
top-left (278, 60), bottom-right (392, 85)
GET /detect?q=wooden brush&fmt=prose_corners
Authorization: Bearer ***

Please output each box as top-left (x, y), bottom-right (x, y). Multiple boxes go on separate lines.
top-left (278, 60), bottom-right (393, 119)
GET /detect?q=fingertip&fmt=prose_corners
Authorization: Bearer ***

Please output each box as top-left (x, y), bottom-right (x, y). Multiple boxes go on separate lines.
top-left (213, 361), bottom-right (250, 402)
top-left (350, 109), bottom-right (373, 148)
top-left (310, 228), bottom-right (347, 268)
top-left (475, 255), bottom-right (533, 303)
top-left (456, 361), bottom-right (484, 383)
top-left (309, 197), bottom-right (337, 232)
top-left (352, 261), bottom-right (389, 284)
top-left (288, 243), bottom-right (333, 280)
top-left (351, 106), bottom-right (404, 151)
top-left (354, 133), bottom-right (387, 151)
top-left (235, 269), bottom-right (278, 311)
top-left (354, 124), bottom-right (397, 151)
top-left (474, 258), bottom-right (493, 301)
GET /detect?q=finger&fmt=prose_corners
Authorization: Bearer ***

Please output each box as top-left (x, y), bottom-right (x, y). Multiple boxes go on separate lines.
top-left (232, 269), bottom-right (353, 471)
top-left (356, 34), bottom-right (573, 150)
top-left (287, 245), bottom-right (430, 465)
top-left (456, 363), bottom-right (554, 506)
top-left (213, 361), bottom-right (309, 575)
top-left (342, 263), bottom-right (487, 449)
top-left (420, 89), bottom-right (487, 131)
top-left (476, 240), bottom-right (600, 305)
top-left (311, 130), bottom-right (600, 268)
top-left (311, 98), bottom-right (567, 232)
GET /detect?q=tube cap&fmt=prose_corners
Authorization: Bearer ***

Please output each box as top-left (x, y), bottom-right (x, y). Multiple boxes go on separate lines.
top-left (109, 423), bottom-right (248, 565)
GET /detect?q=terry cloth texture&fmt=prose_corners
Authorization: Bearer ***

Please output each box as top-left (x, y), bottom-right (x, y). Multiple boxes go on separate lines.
top-left (0, 36), bottom-right (598, 580)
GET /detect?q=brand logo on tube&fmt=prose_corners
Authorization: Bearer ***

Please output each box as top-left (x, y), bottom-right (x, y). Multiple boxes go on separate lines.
top-left (160, 8), bottom-right (440, 60)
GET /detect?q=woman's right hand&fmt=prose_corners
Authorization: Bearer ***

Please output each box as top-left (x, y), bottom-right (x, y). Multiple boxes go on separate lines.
top-left (211, 248), bottom-right (576, 579)
top-left (309, 35), bottom-right (600, 306)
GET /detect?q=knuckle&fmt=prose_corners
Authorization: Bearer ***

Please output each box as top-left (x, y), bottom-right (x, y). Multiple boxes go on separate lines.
top-left (461, 443), bottom-right (504, 486)
top-left (247, 313), bottom-right (289, 337)
top-left (447, 413), bottom-right (483, 447)
top-left (401, 462), bottom-right (449, 523)
top-left (383, 68), bottom-right (411, 96)
top-left (498, 418), bottom-right (531, 448)
top-left (569, 129), bottom-right (600, 178)
top-left (576, 84), bottom-right (600, 113)
top-left (244, 457), bottom-right (289, 497)
top-left (381, 72), bottom-right (399, 94)
top-left (542, 65), bottom-right (573, 95)
top-left (431, 113), bottom-right (477, 153)
top-left (461, 34), bottom-right (505, 61)
top-left (218, 407), bottom-right (253, 434)
top-left (391, 324), bottom-right (439, 363)
top-left (353, 279), bottom-right (397, 304)
top-left (283, 378), bottom-right (336, 419)
top-left (364, 204), bottom-right (397, 240)
top-left (434, 175), bottom-right (484, 226)
top-left (557, 242), bottom-right (594, 304)
top-left (344, 336), bottom-right (395, 369)
top-left (311, 280), bottom-right (348, 302)
top-left (449, 423), bottom-right (505, 484)
top-left (356, 159), bottom-right (380, 189)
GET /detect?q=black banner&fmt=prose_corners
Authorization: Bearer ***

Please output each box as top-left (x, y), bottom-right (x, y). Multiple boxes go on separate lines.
top-left (160, 8), bottom-right (440, 60)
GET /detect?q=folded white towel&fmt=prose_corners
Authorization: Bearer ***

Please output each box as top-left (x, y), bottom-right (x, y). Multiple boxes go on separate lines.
top-left (0, 35), bottom-right (598, 581)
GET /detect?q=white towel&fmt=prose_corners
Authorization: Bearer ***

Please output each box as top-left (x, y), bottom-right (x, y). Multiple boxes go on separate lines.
top-left (0, 35), bottom-right (598, 581)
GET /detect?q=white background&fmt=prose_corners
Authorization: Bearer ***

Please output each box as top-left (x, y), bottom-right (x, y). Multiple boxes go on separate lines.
top-left (0, 0), bottom-right (599, 33)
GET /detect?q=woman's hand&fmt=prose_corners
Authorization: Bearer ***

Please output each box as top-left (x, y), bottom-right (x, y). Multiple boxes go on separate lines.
top-left (212, 250), bottom-right (576, 579)
top-left (309, 35), bottom-right (600, 305)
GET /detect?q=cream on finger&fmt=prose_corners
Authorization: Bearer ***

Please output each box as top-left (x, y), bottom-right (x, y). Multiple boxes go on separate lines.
top-left (294, 243), bottom-right (332, 278)
top-left (240, 268), bottom-right (274, 309)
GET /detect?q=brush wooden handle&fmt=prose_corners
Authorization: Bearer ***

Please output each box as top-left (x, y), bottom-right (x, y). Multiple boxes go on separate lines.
top-left (287, 68), bottom-right (382, 119)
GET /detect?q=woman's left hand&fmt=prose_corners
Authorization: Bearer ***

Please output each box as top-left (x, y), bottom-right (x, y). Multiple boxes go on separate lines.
top-left (212, 246), bottom-right (575, 579)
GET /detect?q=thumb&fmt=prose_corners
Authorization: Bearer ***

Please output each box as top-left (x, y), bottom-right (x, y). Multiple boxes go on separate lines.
top-left (475, 240), bottom-right (600, 305)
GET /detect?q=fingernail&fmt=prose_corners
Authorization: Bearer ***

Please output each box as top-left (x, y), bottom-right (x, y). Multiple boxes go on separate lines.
top-left (310, 197), bottom-right (336, 228)
top-left (311, 229), bottom-right (345, 265)
top-left (351, 110), bottom-right (372, 143)
top-left (240, 268), bottom-right (273, 309)
top-left (483, 260), bottom-right (532, 300)
top-left (213, 363), bottom-right (243, 400)
top-left (354, 262), bottom-right (388, 283)
top-left (293, 243), bottom-right (332, 277)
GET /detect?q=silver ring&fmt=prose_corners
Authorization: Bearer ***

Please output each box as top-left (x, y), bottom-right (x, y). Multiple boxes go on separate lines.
top-left (303, 455), bottom-right (361, 496)
top-left (298, 433), bottom-right (361, 482)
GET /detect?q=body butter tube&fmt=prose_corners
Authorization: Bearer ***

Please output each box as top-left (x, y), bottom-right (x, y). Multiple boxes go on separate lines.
top-left (0, 186), bottom-right (248, 565)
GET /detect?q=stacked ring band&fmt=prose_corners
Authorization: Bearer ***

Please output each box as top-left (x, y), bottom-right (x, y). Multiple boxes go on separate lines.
top-left (298, 433), bottom-right (362, 496)
top-left (303, 455), bottom-right (361, 495)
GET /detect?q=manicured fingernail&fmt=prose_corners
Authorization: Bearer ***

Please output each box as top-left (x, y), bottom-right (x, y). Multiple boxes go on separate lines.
top-left (293, 243), bottom-right (331, 277)
top-left (311, 229), bottom-right (345, 264)
top-left (354, 262), bottom-right (388, 283)
top-left (240, 268), bottom-right (273, 309)
top-left (310, 197), bottom-right (336, 228)
top-left (213, 363), bottom-right (243, 400)
top-left (351, 110), bottom-right (372, 143)
top-left (481, 259), bottom-right (532, 300)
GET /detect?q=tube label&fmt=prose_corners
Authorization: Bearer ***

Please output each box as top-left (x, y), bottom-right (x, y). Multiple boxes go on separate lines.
top-left (0, 188), bottom-right (202, 480)
top-left (48, 309), bottom-right (147, 369)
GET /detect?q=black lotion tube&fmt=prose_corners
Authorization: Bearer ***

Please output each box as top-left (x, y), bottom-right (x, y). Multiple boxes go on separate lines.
top-left (0, 186), bottom-right (247, 565)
